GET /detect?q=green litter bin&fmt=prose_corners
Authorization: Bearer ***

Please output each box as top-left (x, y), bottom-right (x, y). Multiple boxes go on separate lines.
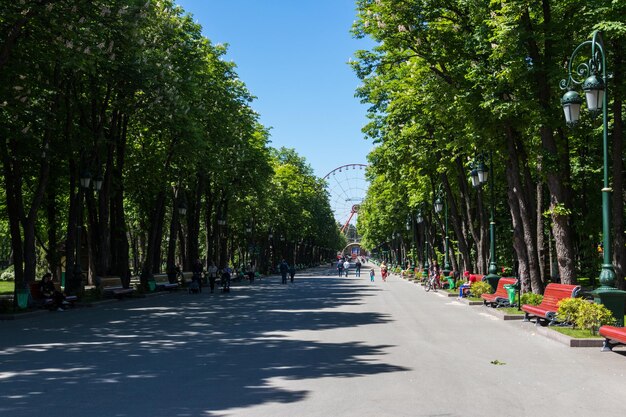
top-left (446, 277), bottom-right (455, 290)
top-left (503, 284), bottom-right (516, 305)
top-left (147, 280), bottom-right (156, 292)
top-left (16, 288), bottom-right (30, 309)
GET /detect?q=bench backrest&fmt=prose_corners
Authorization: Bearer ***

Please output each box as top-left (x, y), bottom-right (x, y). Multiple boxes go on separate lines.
top-left (469, 274), bottom-right (484, 284)
top-left (98, 276), bottom-right (123, 288)
top-left (153, 274), bottom-right (169, 283)
top-left (494, 277), bottom-right (517, 295)
top-left (539, 283), bottom-right (580, 310)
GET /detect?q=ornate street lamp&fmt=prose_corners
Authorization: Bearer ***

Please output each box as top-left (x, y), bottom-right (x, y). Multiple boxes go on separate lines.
top-left (435, 191), bottom-right (451, 277)
top-left (416, 210), bottom-right (429, 281)
top-left (560, 30), bottom-right (626, 326)
top-left (470, 153), bottom-right (499, 289)
top-left (70, 169), bottom-right (93, 294)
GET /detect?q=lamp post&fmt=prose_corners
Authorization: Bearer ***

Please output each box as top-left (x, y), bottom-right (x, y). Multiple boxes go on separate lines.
top-left (471, 152), bottom-right (500, 290)
top-left (406, 216), bottom-right (415, 269)
top-left (416, 211), bottom-right (429, 281)
top-left (217, 218), bottom-right (227, 268)
top-left (70, 170), bottom-right (94, 294)
top-left (268, 231), bottom-right (274, 273)
top-left (434, 191), bottom-right (451, 277)
top-left (560, 30), bottom-right (626, 326)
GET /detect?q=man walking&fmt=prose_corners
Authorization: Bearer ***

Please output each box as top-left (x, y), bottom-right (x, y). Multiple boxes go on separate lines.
top-left (279, 259), bottom-right (289, 284)
top-left (355, 259), bottom-right (362, 277)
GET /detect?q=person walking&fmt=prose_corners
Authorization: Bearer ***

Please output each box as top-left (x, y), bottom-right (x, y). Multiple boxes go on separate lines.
top-left (381, 261), bottom-right (388, 282)
top-left (207, 261), bottom-right (218, 293)
top-left (337, 259), bottom-right (344, 277)
top-left (289, 264), bottom-right (296, 283)
top-left (279, 259), bottom-right (289, 284)
top-left (343, 259), bottom-right (350, 277)
top-left (355, 259), bottom-right (362, 277)
top-left (369, 269), bottom-right (375, 282)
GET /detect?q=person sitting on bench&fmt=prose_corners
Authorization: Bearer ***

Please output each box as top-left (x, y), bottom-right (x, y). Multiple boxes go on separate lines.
top-left (39, 273), bottom-right (66, 311)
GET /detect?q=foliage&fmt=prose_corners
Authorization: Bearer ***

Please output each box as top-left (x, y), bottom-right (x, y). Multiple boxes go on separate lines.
top-left (0, 0), bottom-right (342, 284)
top-left (557, 298), bottom-right (616, 334)
top-left (0, 266), bottom-right (15, 282)
top-left (521, 293), bottom-right (543, 306)
top-left (470, 281), bottom-right (493, 298)
top-left (556, 297), bottom-right (587, 324)
top-left (351, 0), bottom-right (626, 293)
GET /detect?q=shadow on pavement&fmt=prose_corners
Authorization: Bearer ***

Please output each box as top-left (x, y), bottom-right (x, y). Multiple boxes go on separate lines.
top-left (0, 270), bottom-right (408, 417)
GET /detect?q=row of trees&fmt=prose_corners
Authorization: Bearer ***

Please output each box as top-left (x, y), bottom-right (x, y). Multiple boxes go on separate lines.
top-left (0, 0), bottom-right (343, 296)
top-left (352, 0), bottom-right (626, 293)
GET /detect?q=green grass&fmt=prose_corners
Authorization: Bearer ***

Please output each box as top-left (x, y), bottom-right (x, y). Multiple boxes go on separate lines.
top-left (551, 327), bottom-right (603, 339)
top-left (500, 307), bottom-right (525, 315)
top-left (0, 281), bottom-right (14, 294)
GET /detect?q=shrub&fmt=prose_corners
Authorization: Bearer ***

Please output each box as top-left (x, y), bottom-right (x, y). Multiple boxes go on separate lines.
top-left (556, 298), bottom-right (616, 333)
top-left (574, 302), bottom-right (615, 334)
top-left (501, 266), bottom-right (513, 276)
top-left (470, 281), bottom-right (493, 297)
top-left (520, 292), bottom-right (543, 306)
top-left (557, 297), bottom-right (587, 324)
top-left (1, 265), bottom-right (15, 282)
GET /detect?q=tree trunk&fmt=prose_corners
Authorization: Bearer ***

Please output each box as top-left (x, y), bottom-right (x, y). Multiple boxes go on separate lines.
top-left (611, 38), bottom-right (626, 290)
top-left (521, 7), bottom-right (576, 283)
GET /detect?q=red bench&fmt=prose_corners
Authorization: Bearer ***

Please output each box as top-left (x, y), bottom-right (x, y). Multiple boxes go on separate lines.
top-left (469, 274), bottom-right (484, 284)
top-left (522, 283), bottom-right (580, 326)
top-left (481, 277), bottom-right (517, 307)
top-left (599, 325), bottom-right (626, 352)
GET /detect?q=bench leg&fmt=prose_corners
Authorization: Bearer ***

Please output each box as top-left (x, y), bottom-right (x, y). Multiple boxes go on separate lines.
top-left (523, 312), bottom-right (530, 322)
top-left (601, 338), bottom-right (614, 352)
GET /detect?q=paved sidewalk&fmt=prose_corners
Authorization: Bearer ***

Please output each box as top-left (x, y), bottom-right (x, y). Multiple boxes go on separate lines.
top-left (0, 266), bottom-right (624, 417)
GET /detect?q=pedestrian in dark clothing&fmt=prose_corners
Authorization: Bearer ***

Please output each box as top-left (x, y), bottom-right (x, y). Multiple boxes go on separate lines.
top-left (279, 259), bottom-right (289, 284)
top-left (289, 264), bottom-right (296, 283)
top-left (355, 260), bottom-right (362, 277)
top-left (207, 261), bottom-right (218, 293)
top-left (337, 260), bottom-right (344, 277)
top-left (192, 259), bottom-right (203, 292)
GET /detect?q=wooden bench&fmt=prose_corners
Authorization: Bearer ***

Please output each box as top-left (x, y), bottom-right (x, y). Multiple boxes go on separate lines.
top-left (153, 273), bottom-right (179, 291)
top-left (28, 282), bottom-right (77, 309)
top-left (482, 277), bottom-right (518, 307)
top-left (97, 276), bottom-right (134, 298)
top-left (599, 325), bottom-right (626, 352)
top-left (522, 283), bottom-right (580, 326)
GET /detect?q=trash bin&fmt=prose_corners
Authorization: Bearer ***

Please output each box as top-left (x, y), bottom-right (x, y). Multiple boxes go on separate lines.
top-left (16, 288), bottom-right (30, 309)
top-left (446, 277), bottom-right (455, 290)
top-left (147, 280), bottom-right (156, 292)
top-left (503, 284), bottom-right (516, 306)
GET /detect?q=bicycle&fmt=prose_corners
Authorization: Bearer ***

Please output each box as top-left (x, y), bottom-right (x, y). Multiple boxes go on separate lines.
top-left (425, 274), bottom-right (440, 292)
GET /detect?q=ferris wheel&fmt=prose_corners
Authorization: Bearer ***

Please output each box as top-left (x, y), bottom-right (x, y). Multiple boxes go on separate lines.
top-left (323, 164), bottom-right (369, 241)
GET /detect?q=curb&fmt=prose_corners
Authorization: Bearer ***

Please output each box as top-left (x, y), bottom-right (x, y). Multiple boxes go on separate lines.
top-left (456, 297), bottom-right (483, 306)
top-left (532, 325), bottom-right (604, 348)
top-left (480, 305), bottom-right (525, 321)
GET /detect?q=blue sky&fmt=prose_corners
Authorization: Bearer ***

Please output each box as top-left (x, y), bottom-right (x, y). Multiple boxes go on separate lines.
top-left (175, 0), bottom-right (375, 179)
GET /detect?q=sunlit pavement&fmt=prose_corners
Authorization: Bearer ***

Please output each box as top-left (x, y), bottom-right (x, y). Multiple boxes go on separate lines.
top-left (1, 266), bottom-right (625, 417)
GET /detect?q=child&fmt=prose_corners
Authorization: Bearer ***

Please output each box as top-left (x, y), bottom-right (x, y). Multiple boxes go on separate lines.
top-left (370, 269), bottom-right (375, 282)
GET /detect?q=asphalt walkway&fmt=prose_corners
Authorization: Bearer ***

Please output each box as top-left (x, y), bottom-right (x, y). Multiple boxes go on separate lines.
top-left (0, 265), bottom-right (624, 416)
